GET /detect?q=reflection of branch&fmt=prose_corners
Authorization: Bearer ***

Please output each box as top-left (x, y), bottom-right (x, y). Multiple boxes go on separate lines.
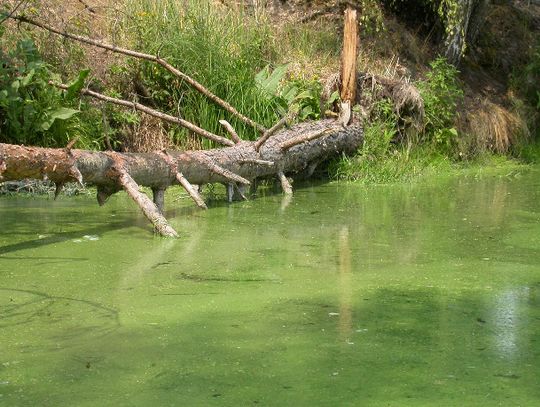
top-left (338, 226), bottom-right (352, 340)
top-left (0, 287), bottom-right (120, 332)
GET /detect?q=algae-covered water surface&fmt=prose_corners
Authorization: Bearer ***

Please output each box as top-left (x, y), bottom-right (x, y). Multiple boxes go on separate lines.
top-left (1, 169), bottom-right (539, 406)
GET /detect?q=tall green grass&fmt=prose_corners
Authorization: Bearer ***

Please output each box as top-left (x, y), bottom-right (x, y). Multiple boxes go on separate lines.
top-left (121, 0), bottom-right (281, 145)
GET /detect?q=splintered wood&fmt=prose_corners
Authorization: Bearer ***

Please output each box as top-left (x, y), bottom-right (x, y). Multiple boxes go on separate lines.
top-left (340, 8), bottom-right (358, 103)
top-left (339, 8), bottom-right (358, 126)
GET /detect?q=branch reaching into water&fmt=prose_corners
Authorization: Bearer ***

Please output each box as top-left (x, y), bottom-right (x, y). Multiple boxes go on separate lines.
top-left (0, 121), bottom-right (362, 236)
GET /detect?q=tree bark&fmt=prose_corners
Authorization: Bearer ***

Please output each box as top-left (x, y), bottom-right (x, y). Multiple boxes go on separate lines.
top-left (444, 0), bottom-right (491, 66)
top-left (0, 120), bottom-right (363, 236)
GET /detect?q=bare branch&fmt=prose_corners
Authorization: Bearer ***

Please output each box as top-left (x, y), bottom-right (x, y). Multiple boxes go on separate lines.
top-left (10, 15), bottom-right (266, 133)
top-left (280, 126), bottom-right (340, 151)
top-left (53, 82), bottom-right (235, 147)
top-left (219, 120), bottom-right (242, 144)
top-left (152, 187), bottom-right (166, 213)
top-left (277, 171), bottom-right (293, 194)
top-left (197, 155), bottom-right (251, 185)
top-left (159, 151), bottom-right (208, 210)
top-left (239, 159), bottom-right (275, 167)
top-left (254, 115), bottom-right (290, 151)
top-left (0, 160), bottom-right (6, 181)
top-left (0, 0), bottom-right (28, 24)
top-left (105, 151), bottom-right (178, 237)
top-left (118, 170), bottom-right (178, 237)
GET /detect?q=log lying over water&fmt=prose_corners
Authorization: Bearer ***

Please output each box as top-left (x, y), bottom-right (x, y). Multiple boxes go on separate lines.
top-left (1, 8), bottom-right (363, 237)
top-left (0, 120), bottom-right (363, 237)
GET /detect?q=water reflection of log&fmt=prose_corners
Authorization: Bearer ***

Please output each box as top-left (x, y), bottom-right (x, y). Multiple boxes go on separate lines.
top-left (116, 238), bottom-right (176, 307)
top-left (338, 226), bottom-right (353, 341)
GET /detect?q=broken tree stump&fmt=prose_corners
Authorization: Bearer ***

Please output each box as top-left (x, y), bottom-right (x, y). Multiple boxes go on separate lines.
top-left (339, 8), bottom-right (359, 126)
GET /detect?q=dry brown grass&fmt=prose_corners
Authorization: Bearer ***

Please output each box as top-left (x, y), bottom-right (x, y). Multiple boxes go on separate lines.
top-left (120, 115), bottom-right (172, 153)
top-left (358, 74), bottom-right (425, 135)
top-left (458, 99), bottom-right (530, 154)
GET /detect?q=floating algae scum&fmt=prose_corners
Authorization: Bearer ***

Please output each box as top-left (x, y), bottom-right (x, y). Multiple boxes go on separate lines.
top-left (1, 1), bottom-right (540, 405)
top-left (1, 167), bottom-right (539, 406)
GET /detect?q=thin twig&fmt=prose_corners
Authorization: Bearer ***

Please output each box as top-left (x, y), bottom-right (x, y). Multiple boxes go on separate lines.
top-left (0, 0), bottom-right (28, 24)
top-left (254, 114), bottom-right (290, 151)
top-left (77, 0), bottom-right (96, 14)
top-left (53, 82), bottom-right (235, 147)
top-left (10, 15), bottom-right (266, 133)
top-left (219, 120), bottom-right (242, 144)
top-left (65, 136), bottom-right (79, 151)
top-left (280, 127), bottom-right (340, 151)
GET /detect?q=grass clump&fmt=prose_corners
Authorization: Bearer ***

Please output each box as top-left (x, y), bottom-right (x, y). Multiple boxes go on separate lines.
top-left (331, 102), bottom-right (451, 185)
top-left (120, 0), bottom-right (281, 146)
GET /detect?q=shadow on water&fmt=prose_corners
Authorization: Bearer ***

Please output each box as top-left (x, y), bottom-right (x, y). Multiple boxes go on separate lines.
top-left (6, 285), bottom-right (537, 406)
top-left (0, 287), bottom-right (120, 332)
top-left (0, 220), bottom-right (133, 256)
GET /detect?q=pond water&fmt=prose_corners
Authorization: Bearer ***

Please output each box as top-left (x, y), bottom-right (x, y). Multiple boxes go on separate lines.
top-left (0, 168), bottom-right (539, 406)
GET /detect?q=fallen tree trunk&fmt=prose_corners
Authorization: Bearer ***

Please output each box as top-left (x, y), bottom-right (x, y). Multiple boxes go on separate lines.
top-left (0, 120), bottom-right (363, 236)
top-left (1, 9), bottom-right (363, 238)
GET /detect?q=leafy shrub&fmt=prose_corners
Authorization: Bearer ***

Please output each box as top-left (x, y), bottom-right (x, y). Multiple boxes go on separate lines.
top-left (0, 37), bottom-right (72, 146)
top-left (0, 31), bottom-right (102, 148)
top-left (330, 99), bottom-right (401, 183)
top-left (255, 64), bottom-right (322, 121)
top-left (418, 57), bottom-right (463, 150)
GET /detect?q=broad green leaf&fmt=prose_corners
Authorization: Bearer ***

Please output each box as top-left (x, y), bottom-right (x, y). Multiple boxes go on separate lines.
top-left (50, 107), bottom-right (80, 120)
top-left (0, 90), bottom-right (8, 106)
top-left (20, 69), bottom-right (35, 87)
top-left (41, 118), bottom-right (54, 131)
top-left (328, 90), bottom-right (340, 105)
top-left (65, 69), bottom-right (90, 101)
top-left (296, 90), bottom-right (314, 100)
top-left (254, 65), bottom-right (270, 85)
top-left (11, 80), bottom-right (20, 93)
top-left (281, 85), bottom-right (298, 104)
top-left (299, 105), bottom-right (313, 120)
top-left (41, 107), bottom-right (80, 130)
top-left (255, 64), bottom-right (289, 96)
